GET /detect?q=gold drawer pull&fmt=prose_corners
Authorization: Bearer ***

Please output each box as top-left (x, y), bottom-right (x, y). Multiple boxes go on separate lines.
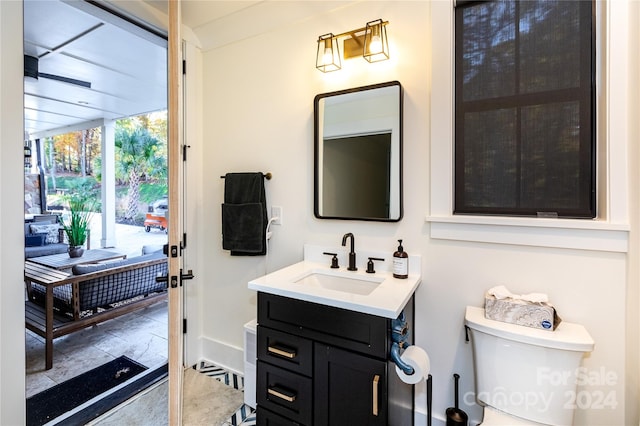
top-left (268, 387), bottom-right (296, 403)
top-left (372, 374), bottom-right (380, 416)
top-left (268, 344), bottom-right (296, 359)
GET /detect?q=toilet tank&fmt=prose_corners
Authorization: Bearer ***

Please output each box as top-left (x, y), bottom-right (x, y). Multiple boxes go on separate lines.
top-left (465, 306), bottom-right (594, 426)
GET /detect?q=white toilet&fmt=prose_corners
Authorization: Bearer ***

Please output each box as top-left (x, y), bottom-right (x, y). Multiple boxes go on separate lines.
top-left (465, 306), bottom-right (595, 426)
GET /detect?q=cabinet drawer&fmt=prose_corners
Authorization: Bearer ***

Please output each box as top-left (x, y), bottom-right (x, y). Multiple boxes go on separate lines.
top-left (257, 361), bottom-right (312, 425)
top-left (258, 292), bottom-right (388, 359)
top-left (258, 326), bottom-right (313, 376)
top-left (256, 406), bottom-right (304, 426)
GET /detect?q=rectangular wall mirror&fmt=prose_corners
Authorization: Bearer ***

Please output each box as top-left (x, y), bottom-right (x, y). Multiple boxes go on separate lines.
top-left (314, 81), bottom-right (403, 221)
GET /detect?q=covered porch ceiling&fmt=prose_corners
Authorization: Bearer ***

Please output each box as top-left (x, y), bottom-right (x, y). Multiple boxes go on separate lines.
top-left (23, 0), bottom-right (168, 139)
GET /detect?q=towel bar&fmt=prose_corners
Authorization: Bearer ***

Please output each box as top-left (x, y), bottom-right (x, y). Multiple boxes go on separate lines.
top-left (220, 172), bottom-right (272, 180)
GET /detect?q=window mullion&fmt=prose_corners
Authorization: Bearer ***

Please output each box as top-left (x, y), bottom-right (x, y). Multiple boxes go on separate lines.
top-left (515, 1), bottom-right (522, 209)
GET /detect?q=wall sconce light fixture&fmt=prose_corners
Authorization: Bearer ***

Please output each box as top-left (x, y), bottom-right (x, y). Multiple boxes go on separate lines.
top-left (316, 33), bottom-right (341, 72)
top-left (363, 19), bottom-right (389, 63)
top-left (316, 19), bottom-right (389, 72)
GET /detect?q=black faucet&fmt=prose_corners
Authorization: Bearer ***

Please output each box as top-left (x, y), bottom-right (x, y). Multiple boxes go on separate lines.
top-left (341, 233), bottom-right (357, 271)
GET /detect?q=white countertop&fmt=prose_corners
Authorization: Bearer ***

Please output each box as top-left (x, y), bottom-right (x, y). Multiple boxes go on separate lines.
top-left (248, 245), bottom-right (421, 319)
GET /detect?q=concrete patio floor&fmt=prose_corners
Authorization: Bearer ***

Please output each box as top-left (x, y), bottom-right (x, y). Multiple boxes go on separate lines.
top-left (88, 214), bottom-right (168, 259)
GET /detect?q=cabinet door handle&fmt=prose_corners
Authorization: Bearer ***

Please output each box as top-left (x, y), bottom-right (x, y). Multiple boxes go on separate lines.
top-left (372, 374), bottom-right (380, 416)
top-left (268, 386), bottom-right (297, 403)
top-left (268, 344), bottom-right (297, 359)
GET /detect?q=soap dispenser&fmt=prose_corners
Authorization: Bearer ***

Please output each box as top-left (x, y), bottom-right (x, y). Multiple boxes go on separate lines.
top-left (393, 239), bottom-right (408, 279)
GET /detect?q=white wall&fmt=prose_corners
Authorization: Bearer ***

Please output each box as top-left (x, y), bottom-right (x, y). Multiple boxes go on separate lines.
top-left (182, 38), bottom-right (205, 367)
top-left (0, 1), bottom-right (26, 424)
top-left (626, 2), bottom-right (640, 424)
top-left (195, 2), bottom-right (639, 425)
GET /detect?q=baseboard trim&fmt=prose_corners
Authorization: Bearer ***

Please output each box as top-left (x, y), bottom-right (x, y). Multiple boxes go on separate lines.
top-left (201, 336), bottom-right (244, 374)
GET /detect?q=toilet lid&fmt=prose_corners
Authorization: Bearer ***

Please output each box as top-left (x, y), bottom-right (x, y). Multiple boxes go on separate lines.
top-left (481, 407), bottom-right (545, 426)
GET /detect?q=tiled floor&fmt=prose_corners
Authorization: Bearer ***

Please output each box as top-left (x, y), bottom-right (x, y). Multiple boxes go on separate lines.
top-left (192, 362), bottom-right (256, 426)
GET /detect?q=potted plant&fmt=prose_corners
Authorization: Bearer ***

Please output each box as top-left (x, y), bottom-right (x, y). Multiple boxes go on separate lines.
top-left (61, 196), bottom-right (94, 258)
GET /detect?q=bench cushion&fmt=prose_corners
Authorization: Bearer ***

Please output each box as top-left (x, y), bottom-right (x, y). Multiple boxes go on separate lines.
top-left (25, 243), bottom-right (69, 258)
top-left (71, 252), bottom-right (165, 275)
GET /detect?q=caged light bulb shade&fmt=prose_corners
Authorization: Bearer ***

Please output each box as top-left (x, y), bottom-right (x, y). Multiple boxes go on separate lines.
top-left (363, 19), bottom-right (389, 63)
top-left (316, 33), bottom-right (341, 72)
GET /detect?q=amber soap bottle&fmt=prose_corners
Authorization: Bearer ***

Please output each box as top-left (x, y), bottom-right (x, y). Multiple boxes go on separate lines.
top-left (393, 239), bottom-right (409, 279)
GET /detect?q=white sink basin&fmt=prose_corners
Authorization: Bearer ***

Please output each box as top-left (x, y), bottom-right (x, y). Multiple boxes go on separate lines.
top-left (294, 269), bottom-right (384, 296)
top-left (248, 244), bottom-right (421, 318)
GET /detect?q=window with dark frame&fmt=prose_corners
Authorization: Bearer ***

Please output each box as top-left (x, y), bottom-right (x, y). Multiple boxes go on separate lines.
top-left (454, 0), bottom-right (595, 218)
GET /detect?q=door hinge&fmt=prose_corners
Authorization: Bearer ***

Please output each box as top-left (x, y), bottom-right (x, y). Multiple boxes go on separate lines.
top-left (183, 318), bottom-right (187, 334)
top-left (182, 144), bottom-right (190, 161)
top-left (182, 59), bottom-right (186, 74)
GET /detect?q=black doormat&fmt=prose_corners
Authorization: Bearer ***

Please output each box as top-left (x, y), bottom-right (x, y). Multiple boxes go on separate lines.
top-left (27, 356), bottom-right (147, 426)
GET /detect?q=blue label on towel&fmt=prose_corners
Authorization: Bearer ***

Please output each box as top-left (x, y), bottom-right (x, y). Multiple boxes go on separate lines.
top-left (541, 320), bottom-right (552, 329)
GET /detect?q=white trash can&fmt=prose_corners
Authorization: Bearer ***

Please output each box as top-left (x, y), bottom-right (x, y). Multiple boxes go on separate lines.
top-left (243, 319), bottom-right (257, 408)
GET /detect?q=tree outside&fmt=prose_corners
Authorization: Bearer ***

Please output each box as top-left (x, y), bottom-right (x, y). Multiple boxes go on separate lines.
top-left (41, 111), bottom-right (167, 225)
top-left (115, 113), bottom-right (167, 222)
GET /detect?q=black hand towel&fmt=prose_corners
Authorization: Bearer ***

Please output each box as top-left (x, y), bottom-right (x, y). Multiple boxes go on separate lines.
top-left (222, 172), bottom-right (267, 256)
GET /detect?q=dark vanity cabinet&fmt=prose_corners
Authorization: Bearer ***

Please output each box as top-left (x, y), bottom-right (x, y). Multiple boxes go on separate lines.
top-left (256, 292), bottom-right (414, 426)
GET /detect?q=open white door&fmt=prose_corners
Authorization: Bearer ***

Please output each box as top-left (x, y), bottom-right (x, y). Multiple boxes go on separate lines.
top-left (167, 0), bottom-right (183, 424)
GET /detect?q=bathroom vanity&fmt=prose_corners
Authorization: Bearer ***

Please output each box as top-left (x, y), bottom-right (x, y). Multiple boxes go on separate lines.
top-left (256, 292), bottom-right (415, 425)
top-left (249, 245), bottom-right (421, 425)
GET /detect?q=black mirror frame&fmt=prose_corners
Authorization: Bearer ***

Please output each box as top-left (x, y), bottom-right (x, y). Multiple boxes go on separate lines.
top-left (313, 80), bottom-right (403, 222)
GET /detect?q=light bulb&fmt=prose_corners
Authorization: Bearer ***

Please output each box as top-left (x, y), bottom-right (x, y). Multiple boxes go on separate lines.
top-left (323, 47), bottom-right (333, 65)
top-left (369, 35), bottom-right (382, 54)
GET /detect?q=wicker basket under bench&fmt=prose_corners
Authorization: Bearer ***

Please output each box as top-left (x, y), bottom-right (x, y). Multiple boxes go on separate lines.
top-left (24, 253), bottom-right (168, 370)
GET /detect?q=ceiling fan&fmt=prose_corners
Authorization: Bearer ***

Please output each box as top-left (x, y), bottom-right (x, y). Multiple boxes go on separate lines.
top-left (24, 55), bottom-right (92, 89)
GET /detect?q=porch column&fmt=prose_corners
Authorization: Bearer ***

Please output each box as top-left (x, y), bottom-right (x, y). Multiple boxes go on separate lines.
top-left (100, 120), bottom-right (117, 248)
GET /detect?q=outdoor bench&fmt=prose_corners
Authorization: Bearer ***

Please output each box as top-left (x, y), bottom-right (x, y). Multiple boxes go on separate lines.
top-left (24, 252), bottom-right (168, 370)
